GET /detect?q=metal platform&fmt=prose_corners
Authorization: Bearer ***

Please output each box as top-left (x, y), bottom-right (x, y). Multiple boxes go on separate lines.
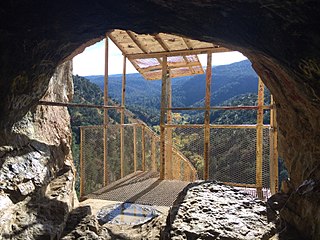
top-left (82, 171), bottom-right (190, 206)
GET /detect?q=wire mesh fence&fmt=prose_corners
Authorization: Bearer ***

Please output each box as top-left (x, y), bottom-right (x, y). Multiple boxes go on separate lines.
top-left (80, 124), bottom-right (197, 196)
top-left (209, 128), bottom-right (256, 185)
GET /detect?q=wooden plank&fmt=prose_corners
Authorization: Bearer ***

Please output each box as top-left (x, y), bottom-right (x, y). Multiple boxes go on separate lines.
top-left (80, 127), bottom-right (84, 197)
top-left (270, 95), bottom-right (279, 194)
top-left (166, 70), bottom-right (173, 179)
top-left (164, 124), bottom-right (270, 129)
top-left (120, 55), bottom-right (126, 178)
top-left (138, 61), bottom-right (200, 73)
top-left (103, 35), bottom-right (109, 186)
top-left (38, 101), bottom-right (124, 109)
top-left (127, 47), bottom-right (231, 59)
top-left (256, 78), bottom-right (264, 199)
top-left (155, 34), bottom-right (195, 74)
top-left (127, 31), bottom-right (163, 68)
top-left (164, 106), bottom-right (272, 111)
top-left (204, 53), bottom-right (212, 180)
top-left (160, 56), bottom-right (168, 180)
top-left (133, 125), bottom-right (137, 172)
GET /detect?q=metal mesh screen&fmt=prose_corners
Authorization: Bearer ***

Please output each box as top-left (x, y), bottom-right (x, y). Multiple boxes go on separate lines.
top-left (263, 128), bottom-right (270, 188)
top-left (82, 127), bottom-right (104, 196)
top-left (209, 128), bottom-right (256, 185)
top-left (168, 127), bottom-right (204, 179)
top-left (81, 124), bottom-right (177, 196)
top-left (123, 125), bottom-right (134, 176)
top-left (136, 126), bottom-right (143, 171)
top-left (106, 125), bottom-right (121, 183)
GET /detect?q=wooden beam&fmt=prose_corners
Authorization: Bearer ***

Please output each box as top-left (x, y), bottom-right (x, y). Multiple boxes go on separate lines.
top-left (108, 32), bottom-right (133, 56)
top-left (164, 106), bottom-right (272, 111)
top-left (127, 47), bottom-right (231, 59)
top-left (120, 55), bottom-right (126, 178)
top-left (103, 35), bottom-right (109, 186)
top-left (137, 61), bottom-right (200, 73)
top-left (160, 56), bottom-right (168, 180)
top-left (166, 70), bottom-right (173, 179)
top-left (204, 53), bottom-right (212, 180)
top-left (127, 31), bottom-right (163, 66)
top-left (270, 95), bottom-right (279, 194)
top-left (164, 124), bottom-right (270, 129)
top-left (38, 101), bottom-right (124, 110)
top-left (256, 77), bottom-right (264, 199)
top-left (155, 34), bottom-right (195, 74)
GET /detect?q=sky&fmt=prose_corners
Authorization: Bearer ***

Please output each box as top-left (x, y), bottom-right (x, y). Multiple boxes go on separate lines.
top-left (73, 39), bottom-right (248, 76)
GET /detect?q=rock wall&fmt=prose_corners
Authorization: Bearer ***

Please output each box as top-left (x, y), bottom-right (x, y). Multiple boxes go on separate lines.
top-left (162, 181), bottom-right (276, 240)
top-left (0, 1), bottom-right (320, 238)
top-left (0, 61), bottom-right (77, 239)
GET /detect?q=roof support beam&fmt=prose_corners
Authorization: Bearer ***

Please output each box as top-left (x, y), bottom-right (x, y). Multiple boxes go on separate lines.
top-left (127, 47), bottom-right (231, 59)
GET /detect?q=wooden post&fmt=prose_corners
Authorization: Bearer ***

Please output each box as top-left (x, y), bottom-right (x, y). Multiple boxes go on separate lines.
top-left (103, 35), bottom-right (109, 186)
top-left (120, 55), bottom-right (126, 178)
top-left (204, 53), bottom-right (212, 180)
top-left (160, 56), bottom-right (168, 180)
top-left (80, 127), bottom-right (85, 197)
top-left (270, 95), bottom-right (279, 194)
top-left (141, 125), bottom-right (146, 171)
top-left (133, 125), bottom-right (137, 172)
top-left (166, 71), bottom-right (173, 179)
top-left (256, 78), bottom-right (264, 199)
top-left (151, 135), bottom-right (156, 171)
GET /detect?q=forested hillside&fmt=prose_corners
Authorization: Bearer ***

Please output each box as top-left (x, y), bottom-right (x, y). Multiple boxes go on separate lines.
top-left (70, 61), bottom-right (287, 192)
top-left (85, 60), bottom-right (261, 126)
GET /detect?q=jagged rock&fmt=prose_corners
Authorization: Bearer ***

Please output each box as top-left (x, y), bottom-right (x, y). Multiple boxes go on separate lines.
top-left (61, 203), bottom-right (167, 240)
top-left (0, 61), bottom-right (77, 239)
top-left (17, 180), bottom-right (35, 196)
top-left (280, 180), bottom-right (320, 239)
top-left (162, 181), bottom-right (276, 240)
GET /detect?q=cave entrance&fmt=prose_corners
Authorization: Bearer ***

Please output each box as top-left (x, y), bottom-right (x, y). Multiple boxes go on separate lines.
top-left (71, 29), bottom-right (279, 203)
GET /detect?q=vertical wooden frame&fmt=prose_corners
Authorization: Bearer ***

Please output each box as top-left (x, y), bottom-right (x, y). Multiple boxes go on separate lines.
top-left (160, 56), bottom-right (168, 180)
top-left (166, 71), bottom-right (173, 179)
top-left (120, 55), bottom-right (126, 178)
top-left (270, 95), bottom-right (279, 194)
top-left (256, 78), bottom-right (264, 199)
top-left (103, 35), bottom-right (109, 186)
top-left (204, 53), bottom-right (212, 180)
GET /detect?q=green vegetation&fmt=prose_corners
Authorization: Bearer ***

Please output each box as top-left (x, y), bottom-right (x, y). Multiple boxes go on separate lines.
top-left (70, 60), bottom-right (287, 194)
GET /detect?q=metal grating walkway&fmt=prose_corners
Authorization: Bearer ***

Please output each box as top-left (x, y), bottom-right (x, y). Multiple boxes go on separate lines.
top-left (83, 171), bottom-right (190, 206)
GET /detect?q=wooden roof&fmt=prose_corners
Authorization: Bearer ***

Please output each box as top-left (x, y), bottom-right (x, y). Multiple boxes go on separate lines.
top-left (108, 30), bottom-right (231, 80)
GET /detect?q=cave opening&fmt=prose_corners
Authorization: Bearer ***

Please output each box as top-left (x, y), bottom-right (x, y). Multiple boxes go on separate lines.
top-left (1, 1), bottom-right (320, 239)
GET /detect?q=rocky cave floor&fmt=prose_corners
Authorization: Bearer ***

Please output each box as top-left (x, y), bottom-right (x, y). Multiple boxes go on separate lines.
top-left (61, 181), bottom-right (303, 240)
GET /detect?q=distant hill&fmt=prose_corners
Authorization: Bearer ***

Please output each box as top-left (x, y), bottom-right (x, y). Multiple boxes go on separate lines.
top-left (84, 60), bottom-right (261, 125)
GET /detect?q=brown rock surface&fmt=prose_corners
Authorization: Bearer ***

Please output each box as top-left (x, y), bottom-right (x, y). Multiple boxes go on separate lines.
top-left (0, 61), bottom-right (77, 239)
top-left (0, 1), bottom-right (320, 238)
top-left (162, 181), bottom-right (276, 240)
